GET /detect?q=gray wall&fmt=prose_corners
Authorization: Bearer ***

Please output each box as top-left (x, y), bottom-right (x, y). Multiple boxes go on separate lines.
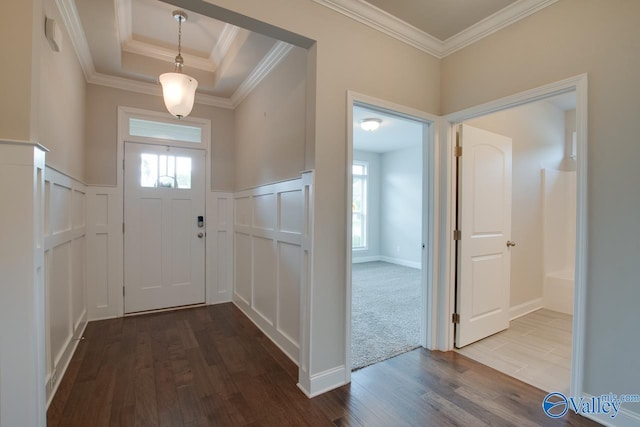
top-left (353, 145), bottom-right (422, 267)
top-left (380, 145), bottom-right (422, 267)
top-left (234, 46), bottom-right (307, 190)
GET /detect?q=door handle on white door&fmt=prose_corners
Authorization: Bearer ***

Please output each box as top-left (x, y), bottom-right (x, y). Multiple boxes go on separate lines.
top-left (506, 240), bottom-right (516, 247)
top-left (198, 232), bottom-right (204, 238)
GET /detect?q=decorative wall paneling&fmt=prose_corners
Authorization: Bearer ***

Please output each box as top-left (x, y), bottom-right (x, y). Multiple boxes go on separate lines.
top-left (43, 167), bottom-right (87, 406)
top-left (207, 192), bottom-right (234, 304)
top-left (233, 177), bottom-right (308, 364)
top-left (86, 186), bottom-right (123, 320)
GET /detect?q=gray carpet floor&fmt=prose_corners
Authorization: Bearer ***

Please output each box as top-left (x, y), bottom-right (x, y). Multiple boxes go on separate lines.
top-left (351, 261), bottom-right (421, 370)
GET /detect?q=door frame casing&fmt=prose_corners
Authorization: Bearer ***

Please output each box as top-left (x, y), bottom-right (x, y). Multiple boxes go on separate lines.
top-left (117, 106), bottom-right (212, 317)
top-left (345, 91), bottom-right (440, 384)
top-left (438, 74), bottom-right (588, 398)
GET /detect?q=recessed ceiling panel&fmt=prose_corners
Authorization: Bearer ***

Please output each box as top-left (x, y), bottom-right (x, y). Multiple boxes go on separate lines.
top-left (131, 0), bottom-right (225, 57)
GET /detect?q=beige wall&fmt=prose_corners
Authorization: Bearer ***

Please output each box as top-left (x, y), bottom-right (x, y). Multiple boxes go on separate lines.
top-left (442, 0), bottom-right (640, 400)
top-left (468, 101), bottom-right (565, 309)
top-left (192, 0), bottom-right (441, 375)
top-left (84, 84), bottom-right (235, 191)
top-left (38, 0), bottom-right (87, 181)
top-left (0, 1), bottom-right (38, 142)
top-left (234, 46), bottom-right (307, 190)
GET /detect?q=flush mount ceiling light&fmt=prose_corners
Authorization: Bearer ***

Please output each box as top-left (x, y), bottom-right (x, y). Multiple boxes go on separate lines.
top-left (360, 118), bottom-right (382, 131)
top-left (159, 10), bottom-right (198, 119)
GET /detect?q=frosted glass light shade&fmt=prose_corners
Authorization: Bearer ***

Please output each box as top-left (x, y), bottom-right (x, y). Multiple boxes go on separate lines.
top-left (360, 118), bottom-right (381, 131)
top-left (159, 72), bottom-right (198, 119)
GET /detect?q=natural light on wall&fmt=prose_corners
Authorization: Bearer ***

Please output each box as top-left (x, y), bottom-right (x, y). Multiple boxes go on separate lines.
top-left (352, 162), bottom-right (368, 249)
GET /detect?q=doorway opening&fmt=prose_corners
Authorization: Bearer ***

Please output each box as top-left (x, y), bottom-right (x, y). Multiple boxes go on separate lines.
top-left (346, 96), bottom-right (435, 374)
top-left (452, 91), bottom-right (579, 394)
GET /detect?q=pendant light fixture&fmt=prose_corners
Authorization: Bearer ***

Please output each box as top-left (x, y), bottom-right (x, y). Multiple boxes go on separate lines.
top-left (159, 10), bottom-right (198, 119)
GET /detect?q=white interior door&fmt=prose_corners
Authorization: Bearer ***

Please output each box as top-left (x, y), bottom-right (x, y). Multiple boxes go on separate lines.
top-left (124, 142), bottom-right (206, 313)
top-left (456, 124), bottom-right (513, 348)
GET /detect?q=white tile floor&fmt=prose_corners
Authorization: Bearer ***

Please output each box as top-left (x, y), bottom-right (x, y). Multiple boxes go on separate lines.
top-left (455, 309), bottom-right (572, 394)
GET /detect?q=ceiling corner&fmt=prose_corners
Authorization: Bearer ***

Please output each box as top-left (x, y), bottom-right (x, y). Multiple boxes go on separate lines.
top-left (312, 0), bottom-right (559, 58)
top-left (311, 0), bottom-right (444, 58)
top-left (55, 0), bottom-right (96, 80)
top-left (441, 0), bottom-right (560, 56)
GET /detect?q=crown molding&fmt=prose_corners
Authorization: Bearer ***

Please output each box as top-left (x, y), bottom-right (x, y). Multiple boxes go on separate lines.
top-left (312, 0), bottom-right (557, 58)
top-left (210, 24), bottom-right (240, 66)
top-left (230, 41), bottom-right (294, 107)
top-left (122, 39), bottom-right (217, 72)
top-left (441, 0), bottom-right (559, 56)
top-left (55, 0), bottom-right (96, 78)
top-left (88, 72), bottom-right (234, 109)
top-left (115, 0), bottom-right (132, 47)
top-left (54, 0), bottom-right (290, 110)
top-left (312, 0), bottom-right (442, 57)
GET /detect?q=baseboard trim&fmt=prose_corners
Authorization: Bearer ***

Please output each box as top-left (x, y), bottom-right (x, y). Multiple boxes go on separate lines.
top-left (352, 255), bottom-right (381, 263)
top-left (231, 299), bottom-right (299, 366)
top-left (379, 256), bottom-right (422, 270)
top-left (298, 365), bottom-right (347, 398)
top-left (46, 314), bottom-right (88, 408)
top-left (509, 298), bottom-right (543, 320)
top-left (579, 394), bottom-right (640, 427)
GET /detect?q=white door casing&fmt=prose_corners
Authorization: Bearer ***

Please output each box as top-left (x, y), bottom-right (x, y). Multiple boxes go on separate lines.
top-left (124, 142), bottom-right (206, 313)
top-left (456, 124), bottom-right (513, 348)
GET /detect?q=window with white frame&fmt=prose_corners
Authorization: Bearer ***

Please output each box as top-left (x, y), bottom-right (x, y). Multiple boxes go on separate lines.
top-left (352, 162), bottom-right (368, 249)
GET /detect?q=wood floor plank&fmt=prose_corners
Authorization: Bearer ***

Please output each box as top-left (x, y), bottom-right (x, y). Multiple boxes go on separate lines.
top-left (48, 303), bottom-right (601, 427)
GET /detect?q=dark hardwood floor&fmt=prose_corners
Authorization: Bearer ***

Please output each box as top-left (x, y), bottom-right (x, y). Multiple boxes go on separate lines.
top-left (48, 303), bottom-right (600, 426)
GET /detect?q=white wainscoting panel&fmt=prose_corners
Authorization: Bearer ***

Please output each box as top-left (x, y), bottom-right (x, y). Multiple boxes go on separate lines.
top-left (43, 167), bottom-right (88, 406)
top-left (297, 171), bottom-right (315, 396)
top-left (207, 192), bottom-right (233, 304)
top-left (233, 178), bottom-right (306, 364)
top-left (86, 186), bottom-right (123, 320)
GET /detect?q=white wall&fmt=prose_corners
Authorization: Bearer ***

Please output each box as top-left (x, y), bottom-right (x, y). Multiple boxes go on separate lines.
top-left (380, 145), bottom-right (423, 268)
top-left (43, 167), bottom-right (87, 405)
top-left (352, 150), bottom-right (381, 262)
top-left (0, 143), bottom-right (47, 427)
top-left (467, 101), bottom-right (565, 311)
top-left (232, 178), bottom-right (306, 363)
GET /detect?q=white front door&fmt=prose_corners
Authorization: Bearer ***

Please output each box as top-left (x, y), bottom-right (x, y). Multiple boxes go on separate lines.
top-left (124, 142), bottom-right (206, 313)
top-left (455, 124), bottom-right (513, 348)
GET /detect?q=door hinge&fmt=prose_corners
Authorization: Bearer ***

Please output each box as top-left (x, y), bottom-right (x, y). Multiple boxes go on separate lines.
top-left (454, 145), bottom-right (462, 157)
top-left (453, 229), bottom-right (461, 240)
top-left (452, 313), bottom-right (460, 324)
top-left (123, 287), bottom-right (125, 296)
top-left (122, 222), bottom-right (125, 233)
top-left (122, 159), bottom-right (125, 170)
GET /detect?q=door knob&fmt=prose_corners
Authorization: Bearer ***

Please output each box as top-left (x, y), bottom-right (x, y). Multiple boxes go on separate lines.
top-left (506, 240), bottom-right (516, 247)
top-left (198, 232), bottom-right (204, 238)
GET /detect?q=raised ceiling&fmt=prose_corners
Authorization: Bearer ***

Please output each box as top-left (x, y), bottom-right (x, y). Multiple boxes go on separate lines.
top-left (66, 0), bottom-right (295, 107)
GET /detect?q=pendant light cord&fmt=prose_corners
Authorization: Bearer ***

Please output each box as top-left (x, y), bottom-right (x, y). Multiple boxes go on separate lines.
top-left (175, 14), bottom-right (185, 71)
